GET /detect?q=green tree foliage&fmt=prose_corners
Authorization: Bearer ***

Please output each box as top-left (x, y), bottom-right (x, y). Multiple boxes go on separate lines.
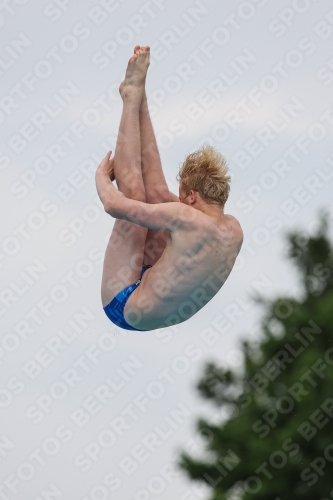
top-left (178, 211), bottom-right (333, 499)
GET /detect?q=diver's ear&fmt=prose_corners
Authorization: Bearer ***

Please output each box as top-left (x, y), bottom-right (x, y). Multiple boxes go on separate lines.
top-left (189, 190), bottom-right (196, 205)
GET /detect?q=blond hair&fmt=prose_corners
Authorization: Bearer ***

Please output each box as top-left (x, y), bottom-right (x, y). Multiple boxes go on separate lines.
top-left (177, 144), bottom-right (231, 208)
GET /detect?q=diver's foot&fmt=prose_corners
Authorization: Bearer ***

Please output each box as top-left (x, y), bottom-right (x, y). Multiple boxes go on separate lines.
top-left (119, 45), bottom-right (150, 101)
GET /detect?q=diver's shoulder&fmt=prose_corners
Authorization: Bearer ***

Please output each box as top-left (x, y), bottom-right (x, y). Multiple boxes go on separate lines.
top-left (223, 214), bottom-right (243, 240)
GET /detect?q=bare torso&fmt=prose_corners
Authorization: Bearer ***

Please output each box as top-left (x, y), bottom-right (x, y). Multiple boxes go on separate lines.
top-left (124, 209), bottom-right (243, 330)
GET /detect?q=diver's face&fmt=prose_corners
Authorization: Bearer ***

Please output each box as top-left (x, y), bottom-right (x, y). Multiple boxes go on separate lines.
top-left (179, 185), bottom-right (190, 205)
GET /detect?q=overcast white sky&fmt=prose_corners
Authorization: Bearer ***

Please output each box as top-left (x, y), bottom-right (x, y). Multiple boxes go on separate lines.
top-left (2, 0), bottom-right (333, 498)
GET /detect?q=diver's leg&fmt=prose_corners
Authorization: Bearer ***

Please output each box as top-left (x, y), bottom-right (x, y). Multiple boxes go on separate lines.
top-left (140, 89), bottom-right (171, 266)
top-left (101, 47), bottom-right (150, 307)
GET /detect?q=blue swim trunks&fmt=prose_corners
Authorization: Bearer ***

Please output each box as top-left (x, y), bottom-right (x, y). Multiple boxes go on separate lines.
top-left (103, 265), bottom-right (151, 331)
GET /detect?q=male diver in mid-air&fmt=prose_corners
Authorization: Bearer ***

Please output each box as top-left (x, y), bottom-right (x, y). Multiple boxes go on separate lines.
top-left (95, 45), bottom-right (243, 331)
